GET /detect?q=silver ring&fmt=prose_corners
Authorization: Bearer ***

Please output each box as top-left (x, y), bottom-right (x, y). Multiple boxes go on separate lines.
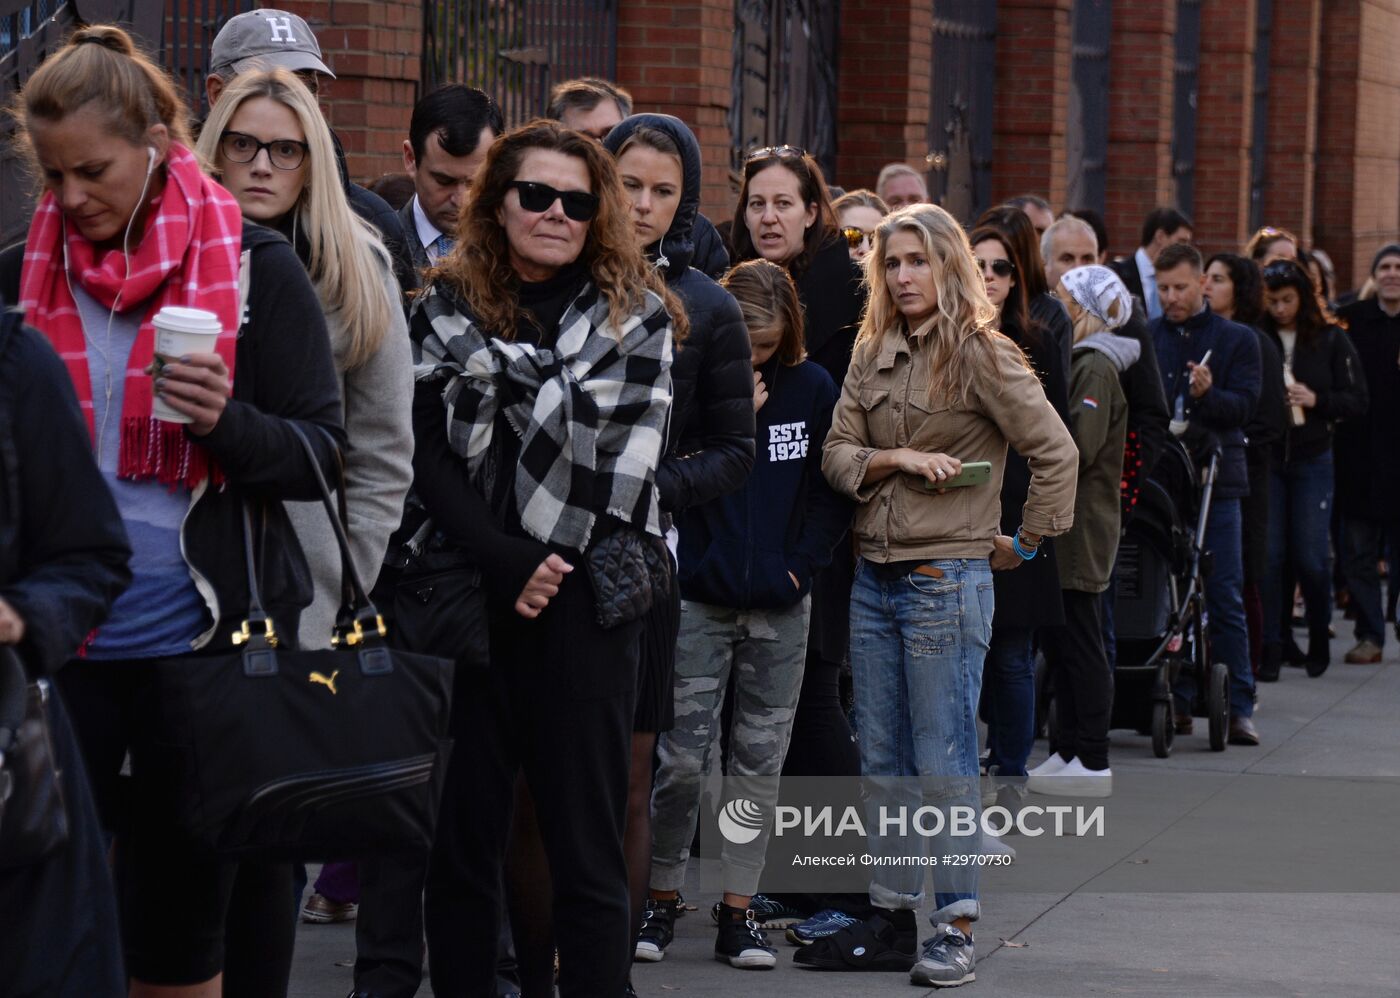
top-left (936, 469), bottom-right (946, 479)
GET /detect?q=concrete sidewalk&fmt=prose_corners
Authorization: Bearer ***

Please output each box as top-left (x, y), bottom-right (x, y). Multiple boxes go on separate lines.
top-left (290, 617), bottom-right (1400, 997)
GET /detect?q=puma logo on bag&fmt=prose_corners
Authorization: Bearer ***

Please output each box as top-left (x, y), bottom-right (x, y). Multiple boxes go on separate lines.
top-left (309, 670), bottom-right (339, 695)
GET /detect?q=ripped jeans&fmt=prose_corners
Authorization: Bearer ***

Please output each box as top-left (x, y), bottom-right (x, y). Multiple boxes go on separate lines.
top-left (849, 558), bottom-right (992, 924)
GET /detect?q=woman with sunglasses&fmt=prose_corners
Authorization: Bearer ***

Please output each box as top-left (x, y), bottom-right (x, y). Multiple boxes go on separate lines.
top-left (977, 204), bottom-right (1073, 375)
top-left (1, 27), bottom-right (345, 997)
top-left (1258, 259), bottom-right (1367, 678)
top-left (968, 224), bottom-right (1069, 811)
top-left (599, 113), bottom-right (756, 982)
top-left (834, 189), bottom-right (889, 264)
top-left (805, 204), bottom-right (1076, 985)
top-left (408, 120), bottom-right (679, 997)
top-left (731, 146), bottom-right (864, 804)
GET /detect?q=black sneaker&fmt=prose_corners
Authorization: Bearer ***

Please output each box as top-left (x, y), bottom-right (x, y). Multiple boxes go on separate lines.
top-left (714, 904), bottom-right (778, 969)
top-left (709, 894), bottom-right (806, 929)
top-left (635, 896), bottom-right (681, 962)
top-left (792, 912), bottom-right (917, 971)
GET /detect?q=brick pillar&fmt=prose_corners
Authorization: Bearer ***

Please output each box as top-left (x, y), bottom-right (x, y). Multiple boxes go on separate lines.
top-left (1104, 0), bottom-right (1177, 256)
top-left (1191, 0), bottom-right (1257, 257)
top-left (615, 0), bottom-right (734, 225)
top-left (990, 0), bottom-right (1073, 207)
top-left (277, 0), bottom-right (422, 186)
top-left (1314, 0), bottom-right (1400, 291)
top-left (1260, 0), bottom-right (1322, 244)
top-left (833, 0), bottom-right (932, 193)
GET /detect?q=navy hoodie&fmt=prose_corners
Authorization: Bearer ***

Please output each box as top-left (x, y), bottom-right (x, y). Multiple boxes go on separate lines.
top-left (676, 355), bottom-right (851, 609)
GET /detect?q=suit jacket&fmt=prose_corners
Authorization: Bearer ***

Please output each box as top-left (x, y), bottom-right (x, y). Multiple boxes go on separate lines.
top-left (1110, 254), bottom-right (1146, 304)
top-left (396, 199), bottom-right (432, 293)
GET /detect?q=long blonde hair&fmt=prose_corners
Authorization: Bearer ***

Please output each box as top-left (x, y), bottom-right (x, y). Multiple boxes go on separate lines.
top-left (197, 69), bottom-right (394, 370)
top-left (858, 204), bottom-right (1004, 405)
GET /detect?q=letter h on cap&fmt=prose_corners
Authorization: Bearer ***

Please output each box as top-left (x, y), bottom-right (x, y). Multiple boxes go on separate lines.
top-left (268, 16), bottom-right (297, 43)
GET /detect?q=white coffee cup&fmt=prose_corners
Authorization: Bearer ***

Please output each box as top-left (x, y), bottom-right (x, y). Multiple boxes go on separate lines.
top-left (151, 306), bottom-right (223, 423)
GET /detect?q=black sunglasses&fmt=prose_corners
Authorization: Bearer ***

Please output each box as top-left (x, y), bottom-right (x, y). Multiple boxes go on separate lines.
top-left (746, 144), bottom-right (806, 163)
top-left (842, 226), bottom-right (873, 249)
top-left (507, 180), bottom-right (600, 222)
top-left (219, 130), bottom-right (309, 171)
top-left (979, 257), bottom-right (1015, 278)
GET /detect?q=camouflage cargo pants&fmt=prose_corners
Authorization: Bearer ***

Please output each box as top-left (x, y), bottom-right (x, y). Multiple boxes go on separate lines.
top-left (650, 597), bottom-right (811, 896)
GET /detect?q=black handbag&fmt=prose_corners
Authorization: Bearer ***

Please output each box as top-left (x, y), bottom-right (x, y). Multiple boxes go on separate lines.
top-left (0, 648), bottom-right (68, 870)
top-left (585, 526), bottom-right (672, 630)
top-left (147, 425), bottom-right (456, 861)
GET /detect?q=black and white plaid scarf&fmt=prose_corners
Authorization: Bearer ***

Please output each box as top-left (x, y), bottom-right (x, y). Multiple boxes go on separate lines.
top-left (411, 280), bottom-right (674, 552)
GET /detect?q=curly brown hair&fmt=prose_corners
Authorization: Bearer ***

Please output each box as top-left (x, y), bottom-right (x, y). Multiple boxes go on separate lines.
top-left (432, 118), bottom-right (686, 343)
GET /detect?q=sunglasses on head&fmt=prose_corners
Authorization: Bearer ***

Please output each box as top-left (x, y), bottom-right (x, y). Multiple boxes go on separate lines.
top-left (507, 180), bottom-right (600, 222)
top-left (746, 144), bottom-right (806, 163)
top-left (979, 257), bottom-right (1015, 278)
top-left (842, 226), bottom-right (873, 248)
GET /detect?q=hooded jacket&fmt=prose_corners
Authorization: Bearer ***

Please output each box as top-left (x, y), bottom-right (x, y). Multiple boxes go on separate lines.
top-left (1151, 306), bottom-right (1261, 499)
top-left (603, 114), bottom-right (756, 516)
top-left (1058, 332), bottom-right (1138, 592)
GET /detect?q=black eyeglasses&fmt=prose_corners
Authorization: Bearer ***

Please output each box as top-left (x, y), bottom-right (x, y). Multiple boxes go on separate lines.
top-left (507, 181), bottom-right (600, 222)
top-left (745, 144), bottom-right (806, 163)
top-left (219, 131), bottom-right (309, 171)
top-left (842, 226), bottom-right (873, 249)
top-left (979, 257), bottom-right (1015, 278)
top-left (1263, 261), bottom-right (1300, 278)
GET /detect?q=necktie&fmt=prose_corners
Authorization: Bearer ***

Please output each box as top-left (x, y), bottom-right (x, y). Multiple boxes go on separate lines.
top-left (433, 234), bottom-right (455, 260)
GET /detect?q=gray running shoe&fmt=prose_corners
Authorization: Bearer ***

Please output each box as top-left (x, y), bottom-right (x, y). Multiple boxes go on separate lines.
top-left (910, 924), bottom-right (975, 988)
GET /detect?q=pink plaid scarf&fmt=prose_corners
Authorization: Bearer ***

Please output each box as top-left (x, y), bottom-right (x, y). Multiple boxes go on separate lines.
top-left (18, 143), bottom-right (243, 488)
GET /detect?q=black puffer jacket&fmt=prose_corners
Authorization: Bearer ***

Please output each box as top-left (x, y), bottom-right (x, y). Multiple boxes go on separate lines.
top-left (604, 114), bottom-right (755, 516)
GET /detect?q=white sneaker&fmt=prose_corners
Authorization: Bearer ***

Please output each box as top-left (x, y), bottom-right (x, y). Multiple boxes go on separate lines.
top-left (979, 831), bottom-right (1017, 863)
top-left (1027, 757), bottom-right (1112, 798)
top-left (1026, 753), bottom-right (1070, 778)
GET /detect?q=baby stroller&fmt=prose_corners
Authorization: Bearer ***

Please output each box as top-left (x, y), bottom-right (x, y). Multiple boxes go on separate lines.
top-left (1107, 432), bottom-right (1230, 756)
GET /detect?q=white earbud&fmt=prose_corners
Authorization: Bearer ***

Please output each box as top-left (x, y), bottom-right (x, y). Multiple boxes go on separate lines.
top-left (147, 146), bottom-right (158, 175)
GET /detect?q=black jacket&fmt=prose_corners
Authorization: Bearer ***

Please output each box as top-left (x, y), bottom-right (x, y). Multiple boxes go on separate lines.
top-left (1118, 301), bottom-right (1171, 515)
top-left (1030, 292), bottom-right (1073, 377)
top-left (0, 311), bottom-right (131, 677)
top-left (1, 224), bottom-right (346, 649)
top-left (1245, 325), bottom-right (1288, 466)
top-left (1151, 307), bottom-right (1261, 499)
top-left (690, 213), bottom-right (731, 280)
top-left (994, 324), bottom-right (1068, 629)
top-left (1110, 254), bottom-right (1147, 305)
top-left (604, 114), bottom-right (755, 516)
top-left (1263, 323), bottom-right (1367, 465)
top-left (1334, 299), bottom-right (1400, 520)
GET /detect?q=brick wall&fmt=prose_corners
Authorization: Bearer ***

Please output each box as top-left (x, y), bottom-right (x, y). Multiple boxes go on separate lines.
top-left (1261, 0), bottom-right (1322, 245)
top-left (991, 0), bottom-right (1073, 207)
top-left (614, 0), bottom-right (734, 223)
top-left (1314, 0), bottom-right (1400, 290)
top-left (1104, 0), bottom-right (1177, 255)
top-left (272, 0), bottom-right (421, 186)
top-left (1192, 0), bottom-right (1257, 257)
top-left (833, 0), bottom-right (933, 193)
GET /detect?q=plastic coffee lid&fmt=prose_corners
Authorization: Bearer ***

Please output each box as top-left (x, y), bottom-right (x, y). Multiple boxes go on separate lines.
top-left (152, 306), bottom-right (223, 334)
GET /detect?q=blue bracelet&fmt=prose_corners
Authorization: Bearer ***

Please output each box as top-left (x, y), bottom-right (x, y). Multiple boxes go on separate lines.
top-left (1011, 532), bottom-right (1038, 561)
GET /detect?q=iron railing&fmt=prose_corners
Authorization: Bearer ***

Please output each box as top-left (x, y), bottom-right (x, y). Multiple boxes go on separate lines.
top-left (928, 0), bottom-right (997, 224)
top-left (423, 0), bottom-right (617, 127)
top-left (164, 0), bottom-right (253, 119)
top-left (729, 0), bottom-right (840, 183)
top-left (1171, 0), bottom-right (1201, 216)
top-left (1066, 0), bottom-right (1111, 218)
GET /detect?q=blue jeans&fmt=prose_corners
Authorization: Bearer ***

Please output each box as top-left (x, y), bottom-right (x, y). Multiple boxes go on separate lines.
top-left (1340, 517), bottom-right (1400, 647)
top-left (1263, 453), bottom-right (1334, 646)
top-left (850, 559), bottom-right (992, 923)
top-left (1176, 497), bottom-right (1253, 718)
top-left (982, 624), bottom-right (1035, 778)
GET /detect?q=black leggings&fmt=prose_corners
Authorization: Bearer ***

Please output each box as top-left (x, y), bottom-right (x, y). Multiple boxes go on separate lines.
top-left (58, 659), bottom-right (296, 992)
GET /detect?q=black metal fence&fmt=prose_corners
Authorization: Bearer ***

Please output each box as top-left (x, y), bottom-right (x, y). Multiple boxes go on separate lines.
top-left (165, 0), bottom-right (253, 119)
top-left (1171, 0), bottom-right (1201, 216)
top-left (729, 0), bottom-right (840, 183)
top-left (423, 0), bottom-right (618, 127)
top-left (928, 0), bottom-right (997, 224)
top-left (1066, 0), bottom-right (1111, 217)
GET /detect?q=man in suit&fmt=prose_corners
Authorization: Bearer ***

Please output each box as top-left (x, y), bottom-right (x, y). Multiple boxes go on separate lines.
top-left (1110, 207), bottom-right (1193, 321)
top-left (399, 85), bottom-right (505, 284)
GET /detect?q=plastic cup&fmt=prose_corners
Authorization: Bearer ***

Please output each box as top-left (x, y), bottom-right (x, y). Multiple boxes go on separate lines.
top-left (151, 306), bottom-right (223, 423)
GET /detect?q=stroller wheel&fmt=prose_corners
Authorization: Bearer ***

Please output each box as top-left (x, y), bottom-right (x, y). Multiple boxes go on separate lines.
top-left (1207, 661), bottom-right (1230, 752)
top-left (1151, 700), bottom-right (1173, 758)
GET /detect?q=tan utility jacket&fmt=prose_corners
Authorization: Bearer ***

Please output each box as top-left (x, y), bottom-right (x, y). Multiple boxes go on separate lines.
top-left (822, 321), bottom-right (1078, 563)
